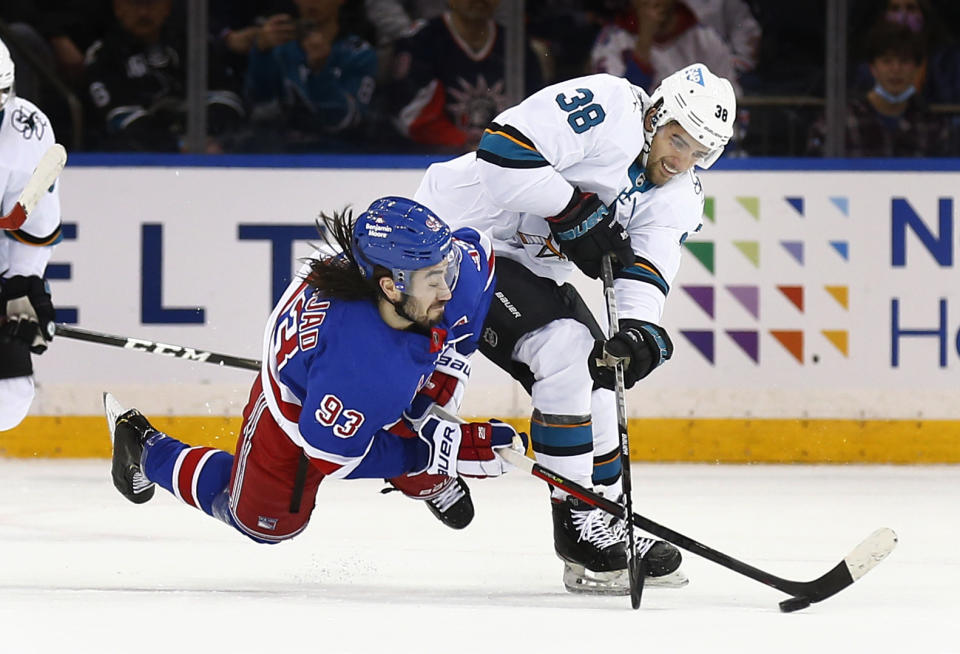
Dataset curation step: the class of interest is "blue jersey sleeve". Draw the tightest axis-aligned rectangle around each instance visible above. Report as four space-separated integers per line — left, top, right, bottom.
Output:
447 227 496 357
341 424 431 479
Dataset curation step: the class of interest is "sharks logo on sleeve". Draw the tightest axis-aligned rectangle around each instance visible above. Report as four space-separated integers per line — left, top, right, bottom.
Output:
12 107 47 141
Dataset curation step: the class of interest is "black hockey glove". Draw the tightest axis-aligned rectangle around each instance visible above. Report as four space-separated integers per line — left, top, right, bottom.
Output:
589 319 673 390
0 275 56 354
546 189 635 279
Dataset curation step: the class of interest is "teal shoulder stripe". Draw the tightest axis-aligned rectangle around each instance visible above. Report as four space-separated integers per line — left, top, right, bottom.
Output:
477 131 548 167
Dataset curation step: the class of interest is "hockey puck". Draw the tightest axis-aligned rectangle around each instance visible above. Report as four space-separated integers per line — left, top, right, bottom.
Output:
779 596 812 613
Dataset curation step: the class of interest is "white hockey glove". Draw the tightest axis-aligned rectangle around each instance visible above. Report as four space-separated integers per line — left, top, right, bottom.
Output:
416 415 528 478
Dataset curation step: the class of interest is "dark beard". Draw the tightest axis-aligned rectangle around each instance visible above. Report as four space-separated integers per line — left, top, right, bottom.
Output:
394 296 442 331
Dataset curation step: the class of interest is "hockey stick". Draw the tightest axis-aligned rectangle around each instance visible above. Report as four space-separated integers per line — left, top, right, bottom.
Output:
599 254 645 609
54 324 261 371
57 323 898 611
429 403 896 611
0 144 67 230
494 441 897 612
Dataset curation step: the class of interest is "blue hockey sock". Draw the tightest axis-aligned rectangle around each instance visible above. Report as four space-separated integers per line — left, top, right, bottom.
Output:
141 433 234 517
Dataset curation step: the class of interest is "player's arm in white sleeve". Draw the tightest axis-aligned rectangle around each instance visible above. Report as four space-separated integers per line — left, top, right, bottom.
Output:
614 181 705 324
588 176 704 389
474 74 638 217
1 104 62 354
2 115 63 277
589 223 684 391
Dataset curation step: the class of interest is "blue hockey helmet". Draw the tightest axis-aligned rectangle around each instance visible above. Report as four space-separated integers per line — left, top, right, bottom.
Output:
352 196 459 293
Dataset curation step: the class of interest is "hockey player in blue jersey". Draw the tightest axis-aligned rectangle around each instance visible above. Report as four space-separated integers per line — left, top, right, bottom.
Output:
104 196 524 543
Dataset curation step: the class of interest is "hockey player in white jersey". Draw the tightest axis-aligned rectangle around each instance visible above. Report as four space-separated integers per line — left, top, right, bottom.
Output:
0 37 62 431
415 63 736 594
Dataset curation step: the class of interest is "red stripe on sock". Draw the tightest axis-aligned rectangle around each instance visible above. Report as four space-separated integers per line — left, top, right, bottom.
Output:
177 447 213 508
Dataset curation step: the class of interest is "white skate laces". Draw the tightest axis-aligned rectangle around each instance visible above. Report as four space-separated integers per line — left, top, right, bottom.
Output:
131 470 153 494
608 511 658 558
429 478 467 513
571 506 621 550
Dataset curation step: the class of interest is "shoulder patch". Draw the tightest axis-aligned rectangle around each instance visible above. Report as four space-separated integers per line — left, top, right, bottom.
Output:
11 105 47 142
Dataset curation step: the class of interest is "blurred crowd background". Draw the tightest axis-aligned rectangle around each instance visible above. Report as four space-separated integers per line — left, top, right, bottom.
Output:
2 0 958 157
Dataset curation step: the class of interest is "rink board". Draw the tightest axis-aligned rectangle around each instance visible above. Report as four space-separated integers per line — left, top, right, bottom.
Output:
6 156 960 461
5 415 960 463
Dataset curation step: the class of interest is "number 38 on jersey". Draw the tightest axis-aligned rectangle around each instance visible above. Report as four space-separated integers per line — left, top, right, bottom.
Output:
555 88 606 134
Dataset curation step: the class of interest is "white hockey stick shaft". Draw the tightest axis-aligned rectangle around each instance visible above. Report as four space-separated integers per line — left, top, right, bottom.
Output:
0 143 68 230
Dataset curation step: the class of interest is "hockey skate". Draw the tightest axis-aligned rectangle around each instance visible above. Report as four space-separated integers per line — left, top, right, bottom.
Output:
103 392 156 504
552 495 631 595
385 474 475 529
608 507 688 589
425 477 474 530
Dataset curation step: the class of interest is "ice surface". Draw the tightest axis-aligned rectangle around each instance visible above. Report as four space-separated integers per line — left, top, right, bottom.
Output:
0 460 956 653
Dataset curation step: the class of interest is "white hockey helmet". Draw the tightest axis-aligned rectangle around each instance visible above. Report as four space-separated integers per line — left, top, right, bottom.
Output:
646 63 736 169
0 37 14 112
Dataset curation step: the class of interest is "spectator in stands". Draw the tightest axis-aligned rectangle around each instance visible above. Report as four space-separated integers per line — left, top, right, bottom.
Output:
852 0 960 104
806 21 950 157
387 0 544 153
245 0 378 151
84 0 245 152
364 0 416 45
590 0 739 95
212 2 293 58
683 0 761 77
210 1 293 83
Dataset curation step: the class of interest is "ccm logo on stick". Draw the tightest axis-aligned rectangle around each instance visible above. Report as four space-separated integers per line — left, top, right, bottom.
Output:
123 338 211 362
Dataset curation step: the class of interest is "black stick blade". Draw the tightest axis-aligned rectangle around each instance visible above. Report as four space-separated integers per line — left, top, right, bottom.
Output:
629 554 647 609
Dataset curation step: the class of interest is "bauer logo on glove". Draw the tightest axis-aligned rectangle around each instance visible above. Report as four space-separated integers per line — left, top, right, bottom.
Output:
546 188 635 279
417 414 528 478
